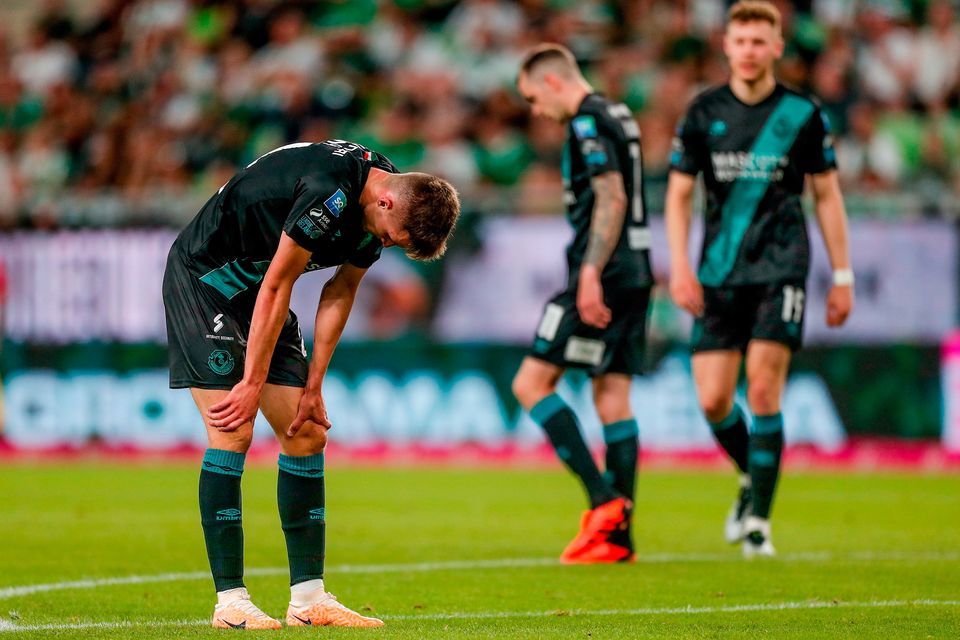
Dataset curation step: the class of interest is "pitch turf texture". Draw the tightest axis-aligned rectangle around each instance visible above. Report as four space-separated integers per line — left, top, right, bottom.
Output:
1 464 958 638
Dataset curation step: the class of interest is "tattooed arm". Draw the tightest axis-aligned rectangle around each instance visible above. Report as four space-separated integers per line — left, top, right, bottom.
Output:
578 171 627 328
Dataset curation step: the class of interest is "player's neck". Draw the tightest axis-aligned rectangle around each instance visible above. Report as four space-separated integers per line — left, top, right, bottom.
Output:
728 72 777 105
563 82 593 121
360 168 390 208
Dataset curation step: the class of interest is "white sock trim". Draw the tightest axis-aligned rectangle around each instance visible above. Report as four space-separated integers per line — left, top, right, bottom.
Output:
290 579 325 607
216 587 250 606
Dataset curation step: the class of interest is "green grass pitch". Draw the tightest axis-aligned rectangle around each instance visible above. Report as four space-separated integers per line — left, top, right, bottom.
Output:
1 463 958 638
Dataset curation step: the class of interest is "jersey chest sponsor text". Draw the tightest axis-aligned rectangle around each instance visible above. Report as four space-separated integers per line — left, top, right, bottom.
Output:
710 151 788 183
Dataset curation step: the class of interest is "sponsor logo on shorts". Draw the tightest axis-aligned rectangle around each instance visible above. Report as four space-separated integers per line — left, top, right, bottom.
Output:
208 349 236 375
564 337 605 366
537 304 564 342
213 313 224 333
216 508 241 521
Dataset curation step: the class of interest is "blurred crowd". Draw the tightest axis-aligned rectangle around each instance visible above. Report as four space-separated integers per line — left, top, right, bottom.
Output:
0 0 959 229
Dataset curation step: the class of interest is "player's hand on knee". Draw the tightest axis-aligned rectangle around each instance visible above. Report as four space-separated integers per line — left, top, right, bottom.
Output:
826 284 853 327
287 392 332 437
208 380 262 431
670 268 704 317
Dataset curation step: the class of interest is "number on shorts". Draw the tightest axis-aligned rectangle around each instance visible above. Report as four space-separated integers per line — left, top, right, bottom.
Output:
781 285 805 323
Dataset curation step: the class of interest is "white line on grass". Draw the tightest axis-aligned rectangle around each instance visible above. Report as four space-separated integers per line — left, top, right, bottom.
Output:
2 551 957 602
1 600 958 633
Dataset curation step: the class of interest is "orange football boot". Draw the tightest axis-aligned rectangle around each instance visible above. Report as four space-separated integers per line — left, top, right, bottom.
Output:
559 497 632 563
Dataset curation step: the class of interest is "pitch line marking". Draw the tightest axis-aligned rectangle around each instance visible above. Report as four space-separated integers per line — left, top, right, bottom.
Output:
1 551 957 602
1 600 959 633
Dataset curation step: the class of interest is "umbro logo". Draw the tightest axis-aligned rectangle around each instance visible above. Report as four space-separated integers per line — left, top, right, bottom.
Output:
219 618 247 629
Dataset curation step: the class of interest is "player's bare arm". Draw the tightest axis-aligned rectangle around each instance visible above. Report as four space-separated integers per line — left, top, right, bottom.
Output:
287 262 367 437
810 170 853 327
579 170 627 329
665 171 704 316
208 233 312 431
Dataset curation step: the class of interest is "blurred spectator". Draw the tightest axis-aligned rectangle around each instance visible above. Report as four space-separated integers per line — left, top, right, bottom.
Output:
0 0 955 229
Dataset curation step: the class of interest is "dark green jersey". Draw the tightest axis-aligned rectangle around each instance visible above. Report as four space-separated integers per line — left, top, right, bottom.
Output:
562 93 653 290
171 140 397 304
670 83 836 286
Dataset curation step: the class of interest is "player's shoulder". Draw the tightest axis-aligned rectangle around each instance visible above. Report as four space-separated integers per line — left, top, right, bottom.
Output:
686 84 730 112
776 82 823 110
573 93 634 139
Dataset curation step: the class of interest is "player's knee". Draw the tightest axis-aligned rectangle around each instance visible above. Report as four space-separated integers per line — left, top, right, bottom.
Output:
285 423 327 456
594 393 630 425
700 394 734 424
512 371 554 409
747 378 781 415
210 429 254 454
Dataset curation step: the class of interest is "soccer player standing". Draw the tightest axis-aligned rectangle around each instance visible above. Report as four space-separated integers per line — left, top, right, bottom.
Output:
513 44 653 563
163 140 459 628
666 1 853 557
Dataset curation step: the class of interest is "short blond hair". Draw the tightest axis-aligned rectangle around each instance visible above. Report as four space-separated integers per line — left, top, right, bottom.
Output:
518 43 580 81
727 1 782 33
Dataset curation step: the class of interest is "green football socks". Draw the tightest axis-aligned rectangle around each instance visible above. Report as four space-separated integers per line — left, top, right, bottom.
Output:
749 413 784 519
199 448 246 592
709 405 750 474
530 394 618 508
278 453 326 586
602 419 639 501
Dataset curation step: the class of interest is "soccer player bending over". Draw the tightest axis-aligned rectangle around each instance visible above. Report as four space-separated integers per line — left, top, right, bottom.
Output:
162 140 459 628
666 1 853 557
513 44 654 563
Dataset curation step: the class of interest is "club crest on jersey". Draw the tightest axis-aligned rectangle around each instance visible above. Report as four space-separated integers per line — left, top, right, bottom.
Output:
572 115 597 139
324 189 347 217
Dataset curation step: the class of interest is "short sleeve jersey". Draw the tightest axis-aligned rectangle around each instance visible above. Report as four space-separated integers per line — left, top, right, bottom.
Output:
562 93 653 290
670 83 836 286
171 140 398 304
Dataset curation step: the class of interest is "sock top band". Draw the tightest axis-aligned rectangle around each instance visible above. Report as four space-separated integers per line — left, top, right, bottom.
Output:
529 393 568 425
202 448 246 476
709 405 744 431
602 419 639 444
279 452 325 478
752 412 784 435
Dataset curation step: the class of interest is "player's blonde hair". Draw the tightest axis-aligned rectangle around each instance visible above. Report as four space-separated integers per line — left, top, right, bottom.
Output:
518 43 582 82
727 1 782 34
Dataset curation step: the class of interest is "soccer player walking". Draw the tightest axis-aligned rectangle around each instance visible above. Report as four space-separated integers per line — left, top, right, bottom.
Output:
163 139 459 628
666 1 853 557
513 44 653 563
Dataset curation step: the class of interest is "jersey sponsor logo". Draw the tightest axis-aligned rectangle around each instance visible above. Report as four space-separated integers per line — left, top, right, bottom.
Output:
297 215 324 239
710 151 788 183
324 189 347 217
564 337 605 367
572 115 598 139
580 139 608 166
709 120 728 137
208 349 236 375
